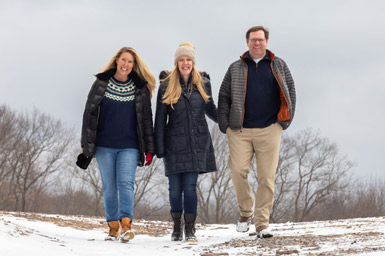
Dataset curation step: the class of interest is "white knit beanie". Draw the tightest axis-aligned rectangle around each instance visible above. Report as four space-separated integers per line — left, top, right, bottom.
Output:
174 41 196 65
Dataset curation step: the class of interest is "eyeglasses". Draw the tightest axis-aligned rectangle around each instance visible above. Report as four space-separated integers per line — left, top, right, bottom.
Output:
249 38 266 43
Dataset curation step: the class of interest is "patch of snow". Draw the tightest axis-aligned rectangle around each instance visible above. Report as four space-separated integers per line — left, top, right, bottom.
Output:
1 212 384 256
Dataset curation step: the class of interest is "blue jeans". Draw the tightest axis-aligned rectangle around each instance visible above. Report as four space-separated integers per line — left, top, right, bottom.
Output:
168 172 199 214
95 146 139 222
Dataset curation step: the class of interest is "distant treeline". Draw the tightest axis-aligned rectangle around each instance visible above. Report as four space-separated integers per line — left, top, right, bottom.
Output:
1 104 384 223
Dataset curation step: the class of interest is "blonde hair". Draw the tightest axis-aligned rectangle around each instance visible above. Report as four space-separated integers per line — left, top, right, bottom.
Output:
101 47 156 99
162 42 210 108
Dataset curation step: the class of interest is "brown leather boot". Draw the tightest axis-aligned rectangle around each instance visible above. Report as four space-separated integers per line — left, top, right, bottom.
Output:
120 217 135 243
105 221 120 241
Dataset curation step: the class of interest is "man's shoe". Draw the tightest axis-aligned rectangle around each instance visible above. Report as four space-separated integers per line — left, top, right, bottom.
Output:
236 216 251 232
256 228 273 238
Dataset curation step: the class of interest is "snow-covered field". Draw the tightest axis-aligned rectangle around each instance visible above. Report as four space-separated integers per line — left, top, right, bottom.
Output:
1 211 384 256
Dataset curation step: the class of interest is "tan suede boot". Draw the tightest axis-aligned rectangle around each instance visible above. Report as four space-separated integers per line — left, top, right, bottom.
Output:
105 221 120 241
120 217 135 243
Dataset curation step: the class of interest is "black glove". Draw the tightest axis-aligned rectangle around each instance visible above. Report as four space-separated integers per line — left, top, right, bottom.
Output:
76 153 92 169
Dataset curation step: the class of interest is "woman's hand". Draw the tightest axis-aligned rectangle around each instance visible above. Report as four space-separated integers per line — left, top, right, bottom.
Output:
145 153 153 166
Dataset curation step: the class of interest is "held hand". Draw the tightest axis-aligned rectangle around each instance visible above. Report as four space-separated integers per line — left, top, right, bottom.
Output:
145 153 152 166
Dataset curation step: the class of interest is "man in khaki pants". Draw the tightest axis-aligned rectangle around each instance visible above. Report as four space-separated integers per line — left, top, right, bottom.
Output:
218 26 296 238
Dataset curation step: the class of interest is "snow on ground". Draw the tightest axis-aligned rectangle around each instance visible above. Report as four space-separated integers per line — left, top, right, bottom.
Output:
1 211 385 256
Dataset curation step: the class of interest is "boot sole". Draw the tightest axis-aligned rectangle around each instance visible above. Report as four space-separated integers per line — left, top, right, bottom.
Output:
256 233 273 239
120 231 135 243
171 233 183 241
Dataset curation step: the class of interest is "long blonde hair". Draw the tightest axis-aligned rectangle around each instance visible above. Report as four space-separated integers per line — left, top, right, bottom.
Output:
101 47 156 99
162 66 210 109
162 42 210 109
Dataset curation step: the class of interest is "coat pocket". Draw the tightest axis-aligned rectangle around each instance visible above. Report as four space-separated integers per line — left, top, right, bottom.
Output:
196 125 210 151
166 126 188 152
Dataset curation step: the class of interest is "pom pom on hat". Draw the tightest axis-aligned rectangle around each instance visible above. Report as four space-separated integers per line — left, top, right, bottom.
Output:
174 41 196 65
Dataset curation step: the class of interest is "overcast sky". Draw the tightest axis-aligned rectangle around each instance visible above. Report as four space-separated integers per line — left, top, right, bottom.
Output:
1 0 384 179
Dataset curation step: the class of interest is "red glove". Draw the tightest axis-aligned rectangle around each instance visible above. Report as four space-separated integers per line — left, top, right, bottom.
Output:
145 153 152 166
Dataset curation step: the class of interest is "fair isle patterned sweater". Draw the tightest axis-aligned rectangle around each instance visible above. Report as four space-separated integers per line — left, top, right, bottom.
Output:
95 76 139 149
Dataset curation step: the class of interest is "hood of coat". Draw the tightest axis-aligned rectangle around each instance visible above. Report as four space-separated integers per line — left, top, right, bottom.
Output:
95 68 147 89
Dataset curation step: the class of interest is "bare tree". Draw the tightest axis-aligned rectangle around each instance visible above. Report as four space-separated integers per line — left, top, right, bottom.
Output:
0 106 74 212
64 141 104 216
134 157 168 219
348 178 385 218
0 105 20 209
62 140 168 219
306 176 385 221
268 134 298 223
0 105 18 182
271 128 355 222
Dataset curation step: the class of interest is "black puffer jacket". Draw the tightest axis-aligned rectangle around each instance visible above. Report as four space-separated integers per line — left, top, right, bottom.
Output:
81 68 155 166
155 76 217 176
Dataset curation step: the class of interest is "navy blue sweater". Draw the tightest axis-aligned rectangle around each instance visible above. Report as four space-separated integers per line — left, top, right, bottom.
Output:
243 52 281 128
96 77 138 149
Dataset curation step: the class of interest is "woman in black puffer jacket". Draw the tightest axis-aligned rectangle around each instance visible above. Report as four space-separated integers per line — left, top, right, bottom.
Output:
77 46 155 243
155 42 217 242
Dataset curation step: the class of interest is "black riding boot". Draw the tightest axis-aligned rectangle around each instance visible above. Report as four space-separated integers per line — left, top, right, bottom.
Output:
184 213 197 242
170 211 183 241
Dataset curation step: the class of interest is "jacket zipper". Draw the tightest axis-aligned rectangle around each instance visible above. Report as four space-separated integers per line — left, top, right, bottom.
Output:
183 86 197 170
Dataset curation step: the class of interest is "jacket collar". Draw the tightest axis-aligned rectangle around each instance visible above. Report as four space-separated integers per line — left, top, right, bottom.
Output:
240 49 275 62
95 68 147 89
179 74 192 86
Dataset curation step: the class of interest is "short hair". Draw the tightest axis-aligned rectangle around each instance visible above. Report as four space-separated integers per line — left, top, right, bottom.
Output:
246 26 269 41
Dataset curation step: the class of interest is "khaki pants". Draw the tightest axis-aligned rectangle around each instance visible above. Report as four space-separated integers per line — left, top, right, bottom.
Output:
227 123 282 230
